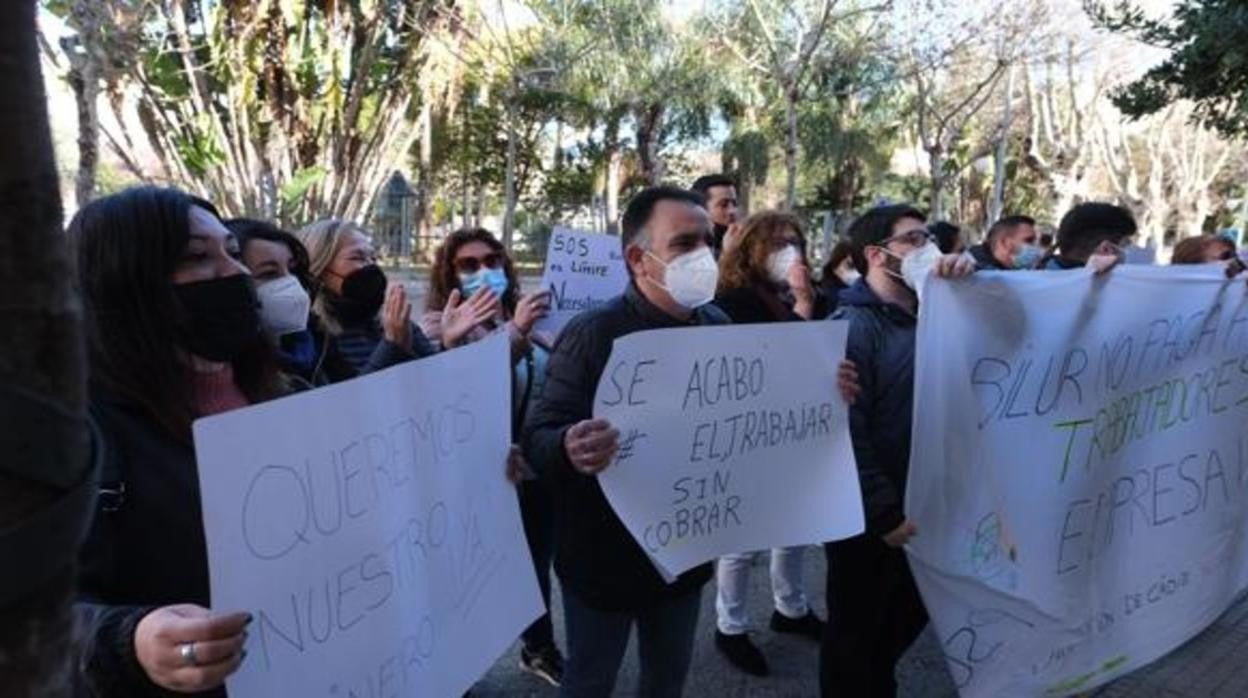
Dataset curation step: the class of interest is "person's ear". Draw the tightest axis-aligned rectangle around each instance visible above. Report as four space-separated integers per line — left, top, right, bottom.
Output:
863 245 884 269
625 244 647 277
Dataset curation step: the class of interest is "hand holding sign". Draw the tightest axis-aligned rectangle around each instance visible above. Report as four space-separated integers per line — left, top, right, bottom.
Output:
135 604 251 693
513 291 551 336
882 519 917 548
564 418 620 474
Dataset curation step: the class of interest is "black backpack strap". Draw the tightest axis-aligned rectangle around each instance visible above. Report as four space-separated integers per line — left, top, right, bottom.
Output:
87 405 126 513
513 350 536 438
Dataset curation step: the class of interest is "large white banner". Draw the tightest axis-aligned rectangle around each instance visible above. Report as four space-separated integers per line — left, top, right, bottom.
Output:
193 334 543 698
907 265 1248 697
532 227 629 345
593 322 864 577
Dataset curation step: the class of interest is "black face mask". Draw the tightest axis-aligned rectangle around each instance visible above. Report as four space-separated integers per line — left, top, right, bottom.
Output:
173 274 262 362
326 264 387 325
712 223 730 251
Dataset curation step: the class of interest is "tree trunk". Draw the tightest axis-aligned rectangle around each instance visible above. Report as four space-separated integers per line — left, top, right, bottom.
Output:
502 108 517 250
635 103 664 186
553 118 564 170
988 66 1016 225
784 87 799 211
415 99 433 256
67 47 98 208
929 148 948 221
604 118 621 235
0 1 89 695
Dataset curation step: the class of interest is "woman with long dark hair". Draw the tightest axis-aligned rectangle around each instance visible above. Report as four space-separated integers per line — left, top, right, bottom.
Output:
422 228 564 685
226 218 359 384
710 211 825 677
72 187 288 696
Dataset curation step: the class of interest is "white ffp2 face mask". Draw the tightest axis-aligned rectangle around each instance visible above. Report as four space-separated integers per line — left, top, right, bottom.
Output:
900 242 942 294
766 245 801 284
256 275 311 336
646 247 719 310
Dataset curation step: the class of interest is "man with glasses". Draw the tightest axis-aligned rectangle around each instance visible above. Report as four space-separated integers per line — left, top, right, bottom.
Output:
820 204 974 697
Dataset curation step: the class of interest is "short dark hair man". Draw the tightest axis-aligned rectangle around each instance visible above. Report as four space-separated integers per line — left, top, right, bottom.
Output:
969 215 1040 270
1045 202 1137 271
929 220 962 254
524 185 729 696
820 204 974 697
691 174 739 255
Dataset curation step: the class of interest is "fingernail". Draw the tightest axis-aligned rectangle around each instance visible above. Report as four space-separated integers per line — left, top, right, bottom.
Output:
245 613 255 625
241 649 249 661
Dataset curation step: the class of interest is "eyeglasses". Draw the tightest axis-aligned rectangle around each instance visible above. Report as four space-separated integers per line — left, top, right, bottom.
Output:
880 228 932 248
453 252 503 275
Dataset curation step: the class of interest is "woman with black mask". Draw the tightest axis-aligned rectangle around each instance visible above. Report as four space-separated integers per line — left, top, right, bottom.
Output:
71 187 289 696
226 218 360 384
298 220 497 370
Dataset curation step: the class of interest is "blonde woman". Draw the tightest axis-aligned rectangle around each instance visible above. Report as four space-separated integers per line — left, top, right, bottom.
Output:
297 219 496 371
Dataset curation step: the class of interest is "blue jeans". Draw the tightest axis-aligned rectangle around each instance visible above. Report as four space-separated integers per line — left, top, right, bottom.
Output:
560 587 702 698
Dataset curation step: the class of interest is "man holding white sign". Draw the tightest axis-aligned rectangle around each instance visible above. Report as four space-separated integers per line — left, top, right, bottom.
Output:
524 187 732 697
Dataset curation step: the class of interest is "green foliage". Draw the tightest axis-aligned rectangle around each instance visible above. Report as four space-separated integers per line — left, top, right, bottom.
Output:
1089 0 1248 137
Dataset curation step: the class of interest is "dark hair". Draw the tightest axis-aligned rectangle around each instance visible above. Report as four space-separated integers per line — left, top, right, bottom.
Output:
987 215 1037 244
691 174 736 198
821 240 855 281
1057 203 1137 261
70 186 281 439
225 218 312 288
717 211 807 292
427 227 520 314
1171 234 1236 265
846 204 927 273
621 185 707 250
929 221 961 254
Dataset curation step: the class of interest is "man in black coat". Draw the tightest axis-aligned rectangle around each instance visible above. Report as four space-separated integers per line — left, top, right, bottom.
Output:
524 186 729 697
821 204 975 697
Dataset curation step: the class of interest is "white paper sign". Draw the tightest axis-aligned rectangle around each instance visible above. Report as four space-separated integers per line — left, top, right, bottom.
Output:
193 334 543 698
592 322 864 577
907 265 1248 697
532 227 629 344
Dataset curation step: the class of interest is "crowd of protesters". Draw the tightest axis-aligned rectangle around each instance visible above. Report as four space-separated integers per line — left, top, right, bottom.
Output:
67 173 1246 698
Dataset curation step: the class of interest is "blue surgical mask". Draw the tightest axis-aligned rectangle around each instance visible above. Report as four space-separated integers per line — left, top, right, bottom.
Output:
459 267 509 297
1011 244 1044 270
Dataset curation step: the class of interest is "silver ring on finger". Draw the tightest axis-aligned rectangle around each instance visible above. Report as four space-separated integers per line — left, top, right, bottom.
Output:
179 642 199 667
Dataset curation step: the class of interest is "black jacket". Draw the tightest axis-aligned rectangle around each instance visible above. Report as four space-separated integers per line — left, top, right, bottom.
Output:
75 394 221 698
523 283 730 611
714 284 804 324
969 243 1007 271
831 279 917 538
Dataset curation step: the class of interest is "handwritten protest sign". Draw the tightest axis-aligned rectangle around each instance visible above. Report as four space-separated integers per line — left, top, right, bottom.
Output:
532 227 629 345
193 334 542 698
593 322 864 577
906 265 1248 697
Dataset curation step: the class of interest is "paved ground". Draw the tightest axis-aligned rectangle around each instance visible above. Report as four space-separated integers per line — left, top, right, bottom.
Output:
468 551 1248 697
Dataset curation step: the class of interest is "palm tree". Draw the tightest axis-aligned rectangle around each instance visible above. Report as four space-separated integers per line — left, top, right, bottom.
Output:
0 1 90 696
